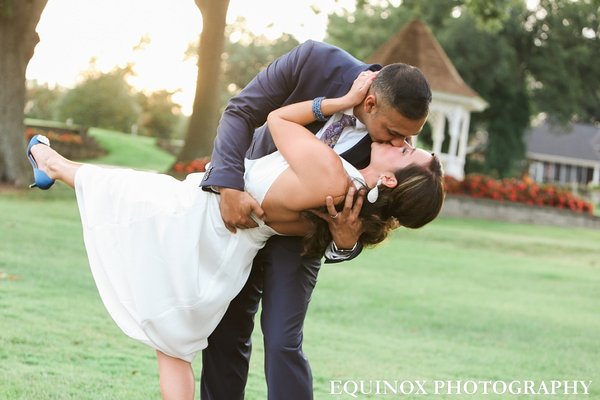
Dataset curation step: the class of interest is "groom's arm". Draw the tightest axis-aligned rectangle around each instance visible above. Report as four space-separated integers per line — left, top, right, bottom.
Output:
202 40 372 257
201 40 320 192
199 41 323 233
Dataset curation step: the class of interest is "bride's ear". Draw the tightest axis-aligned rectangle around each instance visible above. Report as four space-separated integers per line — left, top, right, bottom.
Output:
379 173 397 188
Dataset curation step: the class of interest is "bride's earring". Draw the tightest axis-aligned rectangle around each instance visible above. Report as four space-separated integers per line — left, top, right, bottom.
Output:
367 178 382 203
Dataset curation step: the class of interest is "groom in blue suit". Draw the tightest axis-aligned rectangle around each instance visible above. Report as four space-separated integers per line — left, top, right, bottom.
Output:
200 40 431 399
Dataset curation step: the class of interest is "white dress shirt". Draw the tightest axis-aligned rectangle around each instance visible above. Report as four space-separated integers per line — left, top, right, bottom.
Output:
315 109 368 153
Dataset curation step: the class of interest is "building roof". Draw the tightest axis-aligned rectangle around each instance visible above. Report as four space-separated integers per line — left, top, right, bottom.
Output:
525 121 600 163
367 19 482 99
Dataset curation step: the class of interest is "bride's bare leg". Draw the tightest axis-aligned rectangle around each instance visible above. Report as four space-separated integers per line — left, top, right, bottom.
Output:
30 144 81 188
156 350 195 400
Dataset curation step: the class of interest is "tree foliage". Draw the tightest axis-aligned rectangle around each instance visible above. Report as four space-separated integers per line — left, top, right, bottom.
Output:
440 4 531 177
55 67 140 133
327 1 414 60
25 81 64 120
137 90 183 139
220 18 299 101
525 0 600 123
46 66 181 138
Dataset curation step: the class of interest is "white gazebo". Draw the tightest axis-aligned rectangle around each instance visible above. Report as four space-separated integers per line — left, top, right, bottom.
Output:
368 20 488 179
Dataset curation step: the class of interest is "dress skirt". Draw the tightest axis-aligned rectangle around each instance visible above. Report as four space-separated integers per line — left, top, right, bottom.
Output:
74 165 275 362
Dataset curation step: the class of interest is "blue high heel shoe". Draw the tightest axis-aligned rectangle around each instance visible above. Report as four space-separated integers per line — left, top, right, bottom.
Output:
27 135 55 190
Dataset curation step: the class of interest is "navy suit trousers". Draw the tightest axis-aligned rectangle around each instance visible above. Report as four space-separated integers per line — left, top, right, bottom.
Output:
201 235 321 399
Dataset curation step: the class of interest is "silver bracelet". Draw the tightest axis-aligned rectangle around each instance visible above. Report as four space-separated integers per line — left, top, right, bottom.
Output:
312 97 328 122
332 241 358 254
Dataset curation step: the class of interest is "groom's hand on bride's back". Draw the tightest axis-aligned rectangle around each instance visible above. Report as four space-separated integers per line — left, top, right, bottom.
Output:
218 188 265 233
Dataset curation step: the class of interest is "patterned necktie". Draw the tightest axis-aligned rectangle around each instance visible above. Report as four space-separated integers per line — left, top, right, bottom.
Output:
321 114 356 148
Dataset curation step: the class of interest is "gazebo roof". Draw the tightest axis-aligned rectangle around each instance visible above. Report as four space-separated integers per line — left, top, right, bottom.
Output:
367 19 483 100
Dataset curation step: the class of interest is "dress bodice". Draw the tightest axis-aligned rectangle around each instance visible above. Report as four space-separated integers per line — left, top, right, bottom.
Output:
243 151 366 205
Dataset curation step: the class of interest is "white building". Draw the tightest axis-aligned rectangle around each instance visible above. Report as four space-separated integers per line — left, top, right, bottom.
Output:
526 121 600 186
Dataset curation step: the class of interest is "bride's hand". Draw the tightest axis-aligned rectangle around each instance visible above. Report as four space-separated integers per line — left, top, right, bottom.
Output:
342 71 378 107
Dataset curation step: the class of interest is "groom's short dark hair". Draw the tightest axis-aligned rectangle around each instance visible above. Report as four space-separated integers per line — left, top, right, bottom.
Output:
372 63 432 120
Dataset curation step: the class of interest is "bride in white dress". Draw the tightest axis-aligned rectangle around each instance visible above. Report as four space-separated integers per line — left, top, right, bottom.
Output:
27 73 444 399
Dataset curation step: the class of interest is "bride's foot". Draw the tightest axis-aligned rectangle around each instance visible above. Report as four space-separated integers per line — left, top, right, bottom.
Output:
27 135 82 189
27 135 56 190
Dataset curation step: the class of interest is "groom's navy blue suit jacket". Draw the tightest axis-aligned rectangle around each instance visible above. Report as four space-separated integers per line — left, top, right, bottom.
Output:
201 40 381 260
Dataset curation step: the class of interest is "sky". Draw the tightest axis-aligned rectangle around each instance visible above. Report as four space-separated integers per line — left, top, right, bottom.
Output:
26 0 356 114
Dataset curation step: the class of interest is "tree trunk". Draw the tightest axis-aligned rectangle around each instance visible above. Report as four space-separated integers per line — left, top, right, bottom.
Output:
0 0 48 187
176 0 230 163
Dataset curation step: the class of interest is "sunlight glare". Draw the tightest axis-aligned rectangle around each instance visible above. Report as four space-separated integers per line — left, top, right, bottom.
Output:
27 0 356 115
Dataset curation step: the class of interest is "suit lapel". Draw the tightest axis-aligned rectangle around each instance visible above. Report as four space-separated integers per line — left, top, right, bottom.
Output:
339 135 372 169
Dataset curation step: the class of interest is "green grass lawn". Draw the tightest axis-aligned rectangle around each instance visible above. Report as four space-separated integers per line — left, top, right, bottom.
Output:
2 132 599 399
85 128 175 171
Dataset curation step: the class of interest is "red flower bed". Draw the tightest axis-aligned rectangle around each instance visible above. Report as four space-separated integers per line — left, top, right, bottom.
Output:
25 127 83 145
24 124 106 159
444 174 594 215
173 157 211 174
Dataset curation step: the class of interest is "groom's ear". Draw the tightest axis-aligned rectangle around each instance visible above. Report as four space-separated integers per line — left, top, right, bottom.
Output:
364 94 377 113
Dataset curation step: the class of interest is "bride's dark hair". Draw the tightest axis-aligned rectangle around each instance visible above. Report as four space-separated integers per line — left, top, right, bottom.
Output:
301 155 444 258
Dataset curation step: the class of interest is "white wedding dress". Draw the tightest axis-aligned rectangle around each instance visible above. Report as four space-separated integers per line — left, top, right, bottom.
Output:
74 151 364 362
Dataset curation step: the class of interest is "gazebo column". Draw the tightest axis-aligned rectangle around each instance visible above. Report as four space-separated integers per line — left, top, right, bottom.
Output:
593 165 600 185
429 111 445 155
457 110 471 161
428 100 481 180
443 109 465 179
447 111 461 158
453 110 471 180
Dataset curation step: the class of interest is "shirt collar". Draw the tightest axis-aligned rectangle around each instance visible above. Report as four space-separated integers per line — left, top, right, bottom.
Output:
342 108 365 130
